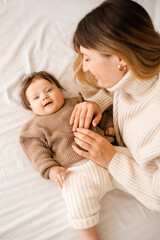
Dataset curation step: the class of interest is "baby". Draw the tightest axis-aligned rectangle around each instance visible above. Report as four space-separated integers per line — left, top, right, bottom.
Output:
19 71 115 240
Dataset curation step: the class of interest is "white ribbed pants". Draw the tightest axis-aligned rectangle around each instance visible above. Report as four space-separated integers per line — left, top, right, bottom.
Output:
62 159 114 230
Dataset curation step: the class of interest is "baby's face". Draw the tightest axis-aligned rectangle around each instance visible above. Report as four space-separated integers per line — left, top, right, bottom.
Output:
26 78 64 116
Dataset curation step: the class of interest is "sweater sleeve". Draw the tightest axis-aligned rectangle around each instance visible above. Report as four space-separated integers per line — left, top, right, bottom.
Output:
80 88 113 112
109 146 160 211
20 136 59 179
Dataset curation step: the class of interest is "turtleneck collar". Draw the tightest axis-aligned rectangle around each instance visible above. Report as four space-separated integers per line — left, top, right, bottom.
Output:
107 70 158 96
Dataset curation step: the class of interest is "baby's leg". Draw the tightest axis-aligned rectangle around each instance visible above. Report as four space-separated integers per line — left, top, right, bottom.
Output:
77 226 99 240
62 159 114 239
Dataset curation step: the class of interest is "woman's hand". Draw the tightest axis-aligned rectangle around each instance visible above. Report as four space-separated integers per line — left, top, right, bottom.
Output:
49 166 67 189
72 128 117 169
70 101 102 131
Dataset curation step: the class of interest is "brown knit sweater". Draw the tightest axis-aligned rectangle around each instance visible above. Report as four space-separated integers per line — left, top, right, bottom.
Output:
19 97 113 179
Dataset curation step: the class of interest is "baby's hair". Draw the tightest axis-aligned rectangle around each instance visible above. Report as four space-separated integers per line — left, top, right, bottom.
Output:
20 71 64 110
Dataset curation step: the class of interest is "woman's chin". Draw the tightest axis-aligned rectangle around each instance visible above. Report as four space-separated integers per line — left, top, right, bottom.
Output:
97 80 107 88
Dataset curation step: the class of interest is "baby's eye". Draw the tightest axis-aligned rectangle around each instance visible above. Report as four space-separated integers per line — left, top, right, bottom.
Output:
46 89 51 93
34 96 39 100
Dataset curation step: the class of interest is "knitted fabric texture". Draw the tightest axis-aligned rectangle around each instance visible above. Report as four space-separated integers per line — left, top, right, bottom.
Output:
82 71 160 211
20 97 113 179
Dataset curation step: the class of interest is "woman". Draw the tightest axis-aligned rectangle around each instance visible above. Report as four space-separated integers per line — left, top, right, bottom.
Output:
70 0 160 237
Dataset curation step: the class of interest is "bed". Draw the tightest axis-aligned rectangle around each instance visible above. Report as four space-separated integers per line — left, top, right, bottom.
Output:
0 0 160 239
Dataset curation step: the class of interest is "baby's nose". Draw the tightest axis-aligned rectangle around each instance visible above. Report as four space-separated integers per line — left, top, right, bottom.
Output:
42 94 48 100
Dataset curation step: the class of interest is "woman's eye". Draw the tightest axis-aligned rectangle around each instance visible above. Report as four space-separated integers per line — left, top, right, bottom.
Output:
84 58 89 62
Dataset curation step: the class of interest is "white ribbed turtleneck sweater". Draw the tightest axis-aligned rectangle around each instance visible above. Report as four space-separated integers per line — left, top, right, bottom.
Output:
82 71 160 211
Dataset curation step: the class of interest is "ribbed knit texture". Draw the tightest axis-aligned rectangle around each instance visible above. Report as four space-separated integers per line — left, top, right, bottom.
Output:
19 97 113 179
83 71 160 211
81 88 113 112
62 159 114 230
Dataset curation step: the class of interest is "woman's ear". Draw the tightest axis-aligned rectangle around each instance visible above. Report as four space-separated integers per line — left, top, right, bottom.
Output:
115 56 128 72
29 104 32 110
117 56 127 68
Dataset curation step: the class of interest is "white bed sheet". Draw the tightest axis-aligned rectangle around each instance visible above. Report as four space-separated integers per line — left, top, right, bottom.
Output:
0 0 160 239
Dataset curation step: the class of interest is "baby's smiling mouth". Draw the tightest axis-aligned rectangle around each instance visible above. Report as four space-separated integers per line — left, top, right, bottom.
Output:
44 101 53 107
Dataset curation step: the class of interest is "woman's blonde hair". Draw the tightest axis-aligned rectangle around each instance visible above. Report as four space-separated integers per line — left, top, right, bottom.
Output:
73 0 160 86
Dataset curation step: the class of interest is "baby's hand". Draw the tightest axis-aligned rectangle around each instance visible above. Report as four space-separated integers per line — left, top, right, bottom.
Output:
105 127 115 137
49 166 67 189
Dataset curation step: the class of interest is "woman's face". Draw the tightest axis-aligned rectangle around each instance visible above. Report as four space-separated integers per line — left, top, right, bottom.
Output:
80 46 127 88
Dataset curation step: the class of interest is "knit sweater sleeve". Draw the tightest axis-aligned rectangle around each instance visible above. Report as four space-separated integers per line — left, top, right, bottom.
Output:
109 146 160 210
80 88 113 112
20 132 59 180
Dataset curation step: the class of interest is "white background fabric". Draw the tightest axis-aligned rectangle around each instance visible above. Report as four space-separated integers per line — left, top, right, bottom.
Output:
0 0 160 239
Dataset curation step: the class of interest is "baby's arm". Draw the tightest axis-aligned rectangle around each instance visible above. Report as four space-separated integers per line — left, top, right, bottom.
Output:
49 166 67 189
20 134 61 179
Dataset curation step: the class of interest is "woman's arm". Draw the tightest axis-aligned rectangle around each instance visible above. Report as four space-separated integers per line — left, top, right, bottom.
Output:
109 148 160 211
72 128 160 211
81 88 113 112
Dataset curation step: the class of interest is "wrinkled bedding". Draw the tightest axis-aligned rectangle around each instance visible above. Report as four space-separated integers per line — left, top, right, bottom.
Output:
0 0 160 239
